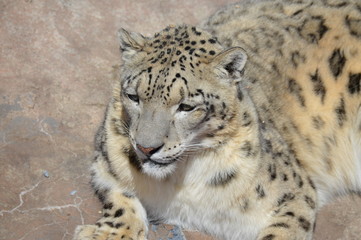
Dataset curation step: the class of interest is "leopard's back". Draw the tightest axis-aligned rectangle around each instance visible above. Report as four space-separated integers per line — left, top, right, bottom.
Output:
204 0 361 204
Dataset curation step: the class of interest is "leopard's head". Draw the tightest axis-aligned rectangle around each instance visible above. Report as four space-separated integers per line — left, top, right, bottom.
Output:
117 25 247 178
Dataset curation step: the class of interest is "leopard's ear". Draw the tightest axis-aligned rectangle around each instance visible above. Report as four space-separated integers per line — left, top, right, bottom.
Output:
211 47 247 81
118 28 147 62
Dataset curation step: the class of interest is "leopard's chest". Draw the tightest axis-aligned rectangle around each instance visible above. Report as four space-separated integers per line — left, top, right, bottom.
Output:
133 154 270 240
164 188 268 240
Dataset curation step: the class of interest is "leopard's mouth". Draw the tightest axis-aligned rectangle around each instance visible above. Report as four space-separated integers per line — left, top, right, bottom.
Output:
143 157 178 167
140 157 179 179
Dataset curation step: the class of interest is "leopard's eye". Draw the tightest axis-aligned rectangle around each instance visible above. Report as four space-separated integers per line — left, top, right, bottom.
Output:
127 94 139 103
178 103 195 112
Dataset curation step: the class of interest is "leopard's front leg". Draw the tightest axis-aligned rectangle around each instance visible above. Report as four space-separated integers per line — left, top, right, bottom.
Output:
74 135 148 240
74 189 147 240
257 191 317 240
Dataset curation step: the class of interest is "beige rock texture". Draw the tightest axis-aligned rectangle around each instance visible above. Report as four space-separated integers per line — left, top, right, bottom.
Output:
0 0 360 239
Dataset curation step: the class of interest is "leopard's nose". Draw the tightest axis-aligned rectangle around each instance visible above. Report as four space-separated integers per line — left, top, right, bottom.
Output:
136 144 163 157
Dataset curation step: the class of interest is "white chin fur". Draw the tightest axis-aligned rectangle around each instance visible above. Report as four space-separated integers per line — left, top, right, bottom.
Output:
142 161 177 179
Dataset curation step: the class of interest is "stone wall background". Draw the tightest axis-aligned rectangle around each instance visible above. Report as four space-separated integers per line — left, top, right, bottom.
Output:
1 1 360 239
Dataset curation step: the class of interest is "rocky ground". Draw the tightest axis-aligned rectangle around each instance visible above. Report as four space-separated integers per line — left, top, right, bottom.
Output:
1 0 361 239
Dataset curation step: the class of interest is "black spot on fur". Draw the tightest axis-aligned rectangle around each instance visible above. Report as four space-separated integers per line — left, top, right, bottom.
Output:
283 174 288 182
293 158 302 167
209 104 215 113
209 169 237 187
114 208 124 217
335 97 347 127
115 222 125 229
291 51 306 67
324 1 349 7
269 222 290 228
237 88 243 101
348 73 361 94
104 202 113 210
268 163 277 181
329 49 346 78
160 57 168 64
292 9 303 16
93 186 109 204
191 27 202 36
312 116 325 129
345 15 361 38
298 216 311 232
277 193 295 206
294 172 304 188
271 62 280 75
188 48 196 55
310 70 326 103
199 48 207 53
288 78 306 107
256 184 266 198
299 16 329 43
241 111 252 127
284 211 295 217
305 195 316 209
105 221 114 228
264 139 273 153
127 148 142 171
241 141 253 157
261 234 275 240
208 38 217 44
308 177 316 190
95 125 110 159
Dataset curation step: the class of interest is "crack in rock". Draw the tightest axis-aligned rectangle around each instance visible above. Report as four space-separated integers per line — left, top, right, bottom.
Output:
0 180 85 225
0 180 44 216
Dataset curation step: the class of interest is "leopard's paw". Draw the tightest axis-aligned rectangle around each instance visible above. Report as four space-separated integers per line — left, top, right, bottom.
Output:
73 222 147 240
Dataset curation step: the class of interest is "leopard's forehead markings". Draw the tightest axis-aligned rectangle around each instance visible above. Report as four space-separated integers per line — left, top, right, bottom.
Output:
135 25 224 105
146 25 221 64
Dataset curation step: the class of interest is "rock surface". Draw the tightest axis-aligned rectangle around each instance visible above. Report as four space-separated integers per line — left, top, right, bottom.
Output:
1 1 360 239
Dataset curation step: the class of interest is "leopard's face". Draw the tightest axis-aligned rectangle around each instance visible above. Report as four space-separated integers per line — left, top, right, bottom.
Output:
118 26 247 178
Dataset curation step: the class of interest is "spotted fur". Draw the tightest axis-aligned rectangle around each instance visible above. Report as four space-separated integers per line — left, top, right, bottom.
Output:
74 0 361 239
